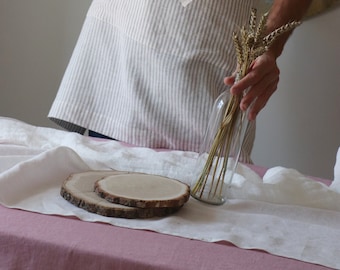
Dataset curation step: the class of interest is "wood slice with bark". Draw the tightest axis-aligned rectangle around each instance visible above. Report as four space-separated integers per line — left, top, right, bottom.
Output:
61 171 184 219
94 173 190 208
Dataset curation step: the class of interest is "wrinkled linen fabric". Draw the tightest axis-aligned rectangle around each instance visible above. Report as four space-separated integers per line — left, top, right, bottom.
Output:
0 117 340 269
330 147 340 193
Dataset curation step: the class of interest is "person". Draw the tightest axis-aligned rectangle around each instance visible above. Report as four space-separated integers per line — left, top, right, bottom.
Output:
48 0 312 163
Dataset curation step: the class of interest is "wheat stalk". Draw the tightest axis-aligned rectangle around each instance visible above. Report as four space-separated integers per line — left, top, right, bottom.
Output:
191 8 301 204
263 21 301 47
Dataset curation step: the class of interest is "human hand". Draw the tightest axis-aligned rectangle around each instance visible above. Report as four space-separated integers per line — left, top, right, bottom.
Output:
224 51 280 121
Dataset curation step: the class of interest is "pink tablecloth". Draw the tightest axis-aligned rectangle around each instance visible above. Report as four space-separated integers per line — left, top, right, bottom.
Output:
0 165 333 270
1 117 339 269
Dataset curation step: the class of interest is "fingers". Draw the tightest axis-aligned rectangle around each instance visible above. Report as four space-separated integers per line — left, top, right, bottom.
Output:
224 52 280 120
247 80 278 120
224 75 236 86
240 68 279 110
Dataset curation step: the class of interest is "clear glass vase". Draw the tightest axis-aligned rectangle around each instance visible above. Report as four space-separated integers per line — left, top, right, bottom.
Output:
190 89 249 205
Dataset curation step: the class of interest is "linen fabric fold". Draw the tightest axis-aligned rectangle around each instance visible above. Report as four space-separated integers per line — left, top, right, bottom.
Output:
330 147 340 193
0 117 340 269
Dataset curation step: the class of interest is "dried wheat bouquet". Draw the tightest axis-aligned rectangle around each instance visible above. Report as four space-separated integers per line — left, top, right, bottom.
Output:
191 8 301 204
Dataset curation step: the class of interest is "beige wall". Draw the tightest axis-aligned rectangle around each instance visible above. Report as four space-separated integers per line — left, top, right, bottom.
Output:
252 6 340 179
0 1 339 178
0 0 92 128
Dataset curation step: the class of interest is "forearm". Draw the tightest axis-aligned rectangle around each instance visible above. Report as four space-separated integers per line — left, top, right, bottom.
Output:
265 0 312 58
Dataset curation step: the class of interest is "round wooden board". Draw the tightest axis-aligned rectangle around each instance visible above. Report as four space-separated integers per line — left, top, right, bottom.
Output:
94 173 190 208
61 171 183 219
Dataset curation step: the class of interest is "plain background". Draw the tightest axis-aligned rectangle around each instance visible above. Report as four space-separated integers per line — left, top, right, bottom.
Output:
1 0 339 179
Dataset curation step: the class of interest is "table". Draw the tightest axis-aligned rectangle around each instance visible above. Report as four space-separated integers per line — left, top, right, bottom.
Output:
0 165 333 270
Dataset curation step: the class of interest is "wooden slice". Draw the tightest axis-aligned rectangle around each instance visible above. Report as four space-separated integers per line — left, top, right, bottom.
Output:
60 171 183 219
94 173 190 208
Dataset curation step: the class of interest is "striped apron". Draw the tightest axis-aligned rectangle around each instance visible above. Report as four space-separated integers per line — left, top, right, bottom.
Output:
49 0 257 162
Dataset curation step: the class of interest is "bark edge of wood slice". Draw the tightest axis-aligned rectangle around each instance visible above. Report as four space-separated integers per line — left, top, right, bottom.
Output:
61 170 183 219
95 173 190 208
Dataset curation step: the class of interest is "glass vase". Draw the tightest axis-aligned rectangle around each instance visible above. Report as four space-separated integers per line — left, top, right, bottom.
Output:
190 89 249 205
